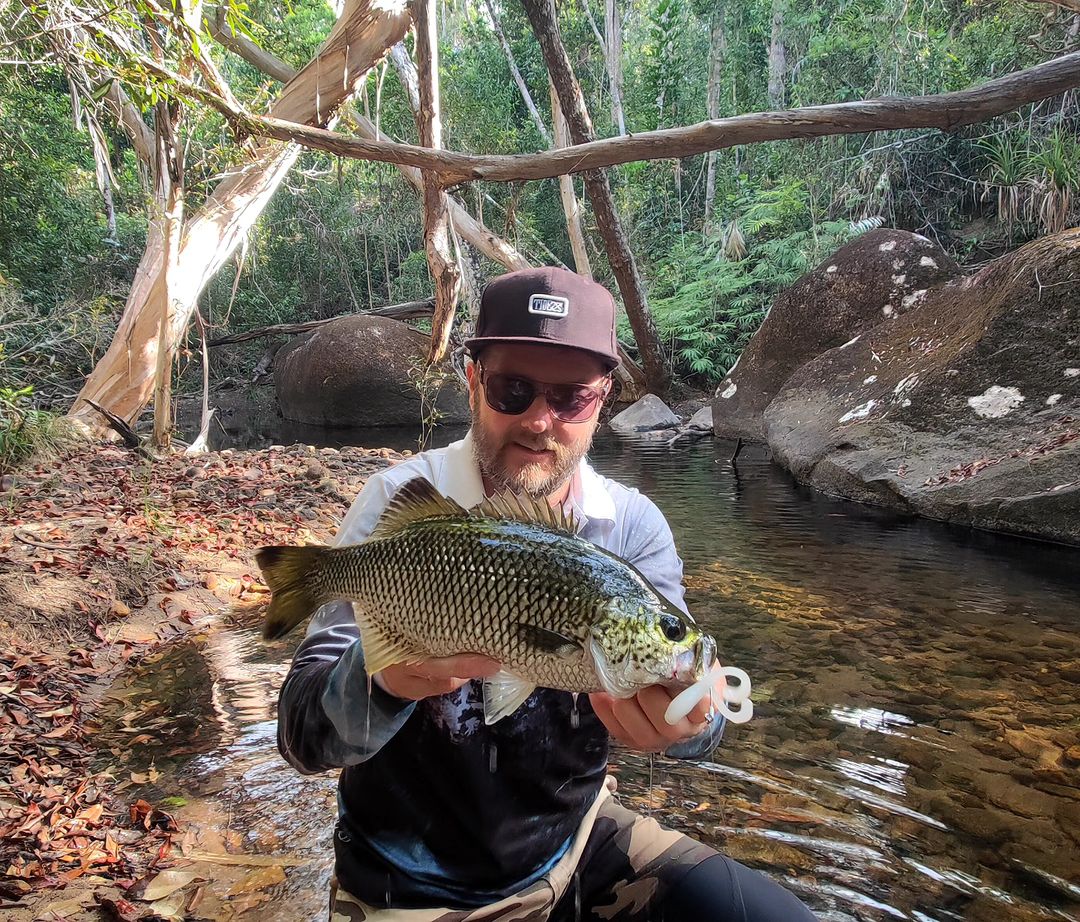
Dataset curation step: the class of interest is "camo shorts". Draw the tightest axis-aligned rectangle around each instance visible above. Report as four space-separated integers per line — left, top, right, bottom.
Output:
327 777 716 922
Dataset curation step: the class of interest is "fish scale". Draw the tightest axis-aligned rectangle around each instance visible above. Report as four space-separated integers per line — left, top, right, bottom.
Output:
256 476 714 724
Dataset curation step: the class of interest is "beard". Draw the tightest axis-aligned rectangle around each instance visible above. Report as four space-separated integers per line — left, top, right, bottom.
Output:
470 392 595 499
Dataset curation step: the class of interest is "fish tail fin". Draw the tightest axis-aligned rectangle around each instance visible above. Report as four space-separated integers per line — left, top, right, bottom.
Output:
256 545 328 640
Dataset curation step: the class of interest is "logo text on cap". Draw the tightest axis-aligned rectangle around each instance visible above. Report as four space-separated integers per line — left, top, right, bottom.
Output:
527 294 569 318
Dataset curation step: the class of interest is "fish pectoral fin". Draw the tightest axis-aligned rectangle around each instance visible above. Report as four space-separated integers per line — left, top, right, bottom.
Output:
356 612 424 675
514 624 583 659
482 671 537 725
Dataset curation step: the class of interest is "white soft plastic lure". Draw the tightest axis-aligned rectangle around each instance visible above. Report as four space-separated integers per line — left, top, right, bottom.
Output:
664 663 753 726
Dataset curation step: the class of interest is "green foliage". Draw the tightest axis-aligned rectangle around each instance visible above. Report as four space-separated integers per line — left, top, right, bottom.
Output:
0 68 144 308
633 183 858 381
0 385 78 472
2 0 1077 410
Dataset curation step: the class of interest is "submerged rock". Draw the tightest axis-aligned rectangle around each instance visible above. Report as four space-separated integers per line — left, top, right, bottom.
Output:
763 229 1080 545
274 315 470 427
712 229 961 441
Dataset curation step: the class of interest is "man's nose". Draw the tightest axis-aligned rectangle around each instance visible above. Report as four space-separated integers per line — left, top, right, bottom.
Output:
520 395 555 432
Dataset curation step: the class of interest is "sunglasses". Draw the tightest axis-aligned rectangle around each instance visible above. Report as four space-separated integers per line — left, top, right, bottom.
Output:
478 366 610 423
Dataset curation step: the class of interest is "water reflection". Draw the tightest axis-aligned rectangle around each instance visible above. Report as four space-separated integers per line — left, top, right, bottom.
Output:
95 433 1080 921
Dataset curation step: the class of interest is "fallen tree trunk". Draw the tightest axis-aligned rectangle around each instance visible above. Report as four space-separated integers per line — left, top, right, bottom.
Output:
206 299 438 346
160 49 1080 185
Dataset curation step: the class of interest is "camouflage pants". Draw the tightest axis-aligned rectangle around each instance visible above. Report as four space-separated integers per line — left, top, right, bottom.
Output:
327 777 715 922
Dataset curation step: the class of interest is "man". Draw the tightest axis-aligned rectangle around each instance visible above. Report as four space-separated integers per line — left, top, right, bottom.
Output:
277 267 817 920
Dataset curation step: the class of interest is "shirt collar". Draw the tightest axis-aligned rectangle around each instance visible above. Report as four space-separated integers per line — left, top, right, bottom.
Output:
441 430 616 532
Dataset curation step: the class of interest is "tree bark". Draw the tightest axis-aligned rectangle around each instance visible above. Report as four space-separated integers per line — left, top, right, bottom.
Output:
203 48 1080 185
151 101 184 450
550 77 592 276
414 0 461 365
522 0 670 394
1028 0 1080 11
206 7 295 82
604 0 625 135
483 0 551 145
704 1 726 228
582 0 626 135
68 0 413 436
767 0 787 110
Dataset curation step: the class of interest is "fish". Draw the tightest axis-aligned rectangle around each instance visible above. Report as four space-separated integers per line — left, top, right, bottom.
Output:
254 475 719 725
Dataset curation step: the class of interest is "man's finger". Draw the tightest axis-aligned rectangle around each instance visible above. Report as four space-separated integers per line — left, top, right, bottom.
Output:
611 696 666 748
590 694 634 746
637 685 702 741
412 655 501 680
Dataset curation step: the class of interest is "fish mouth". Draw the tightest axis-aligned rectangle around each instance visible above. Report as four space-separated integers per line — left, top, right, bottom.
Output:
674 635 716 684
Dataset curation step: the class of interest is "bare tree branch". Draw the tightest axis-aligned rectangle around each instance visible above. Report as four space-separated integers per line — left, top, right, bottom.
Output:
549 76 591 276
205 6 294 82
483 0 550 145
1028 0 1080 12
414 0 460 365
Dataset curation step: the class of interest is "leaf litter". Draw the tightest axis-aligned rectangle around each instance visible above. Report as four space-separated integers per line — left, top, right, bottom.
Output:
0 441 405 918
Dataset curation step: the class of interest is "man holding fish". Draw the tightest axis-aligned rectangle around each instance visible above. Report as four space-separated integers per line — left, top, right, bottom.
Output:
269 268 817 920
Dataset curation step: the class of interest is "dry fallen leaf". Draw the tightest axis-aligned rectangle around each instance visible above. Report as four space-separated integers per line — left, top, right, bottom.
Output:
226 864 286 896
132 867 203 901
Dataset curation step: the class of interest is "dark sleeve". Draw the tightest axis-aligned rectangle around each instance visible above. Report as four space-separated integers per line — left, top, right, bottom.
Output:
277 600 417 773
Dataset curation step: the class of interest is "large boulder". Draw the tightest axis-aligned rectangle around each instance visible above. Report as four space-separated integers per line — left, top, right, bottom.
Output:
275 314 470 427
764 229 1080 545
609 394 680 433
712 229 961 440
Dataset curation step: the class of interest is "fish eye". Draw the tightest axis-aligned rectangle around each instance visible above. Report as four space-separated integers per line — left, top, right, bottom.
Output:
660 614 686 642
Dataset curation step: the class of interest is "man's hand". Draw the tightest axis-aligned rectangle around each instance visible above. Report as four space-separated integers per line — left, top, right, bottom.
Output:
589 670 726 752
373 655 501 702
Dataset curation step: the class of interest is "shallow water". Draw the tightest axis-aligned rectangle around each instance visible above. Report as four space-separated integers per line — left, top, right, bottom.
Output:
96 433 1080 921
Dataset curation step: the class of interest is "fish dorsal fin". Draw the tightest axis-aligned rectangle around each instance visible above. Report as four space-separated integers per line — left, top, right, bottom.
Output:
472 489 579 535
368 476 467 541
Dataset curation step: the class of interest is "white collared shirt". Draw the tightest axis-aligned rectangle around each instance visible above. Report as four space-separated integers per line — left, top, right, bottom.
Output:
332 430 687 613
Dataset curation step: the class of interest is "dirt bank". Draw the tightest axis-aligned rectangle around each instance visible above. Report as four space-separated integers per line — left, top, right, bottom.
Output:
0 442 401 920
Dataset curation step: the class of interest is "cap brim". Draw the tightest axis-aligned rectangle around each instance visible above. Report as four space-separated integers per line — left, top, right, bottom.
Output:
464 335 620 370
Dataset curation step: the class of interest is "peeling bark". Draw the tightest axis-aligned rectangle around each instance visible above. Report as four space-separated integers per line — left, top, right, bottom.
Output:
414 0 461 365
68 0 413 436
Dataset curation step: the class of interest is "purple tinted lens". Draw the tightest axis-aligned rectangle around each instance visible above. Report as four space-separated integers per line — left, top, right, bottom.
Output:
484 374 601 422
485 374 536 415
546 384 601 421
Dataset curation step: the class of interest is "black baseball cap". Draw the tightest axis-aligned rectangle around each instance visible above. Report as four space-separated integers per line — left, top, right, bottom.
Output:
464 267 620 370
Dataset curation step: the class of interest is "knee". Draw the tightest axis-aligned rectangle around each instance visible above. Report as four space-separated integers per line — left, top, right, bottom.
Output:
660 854 818 921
